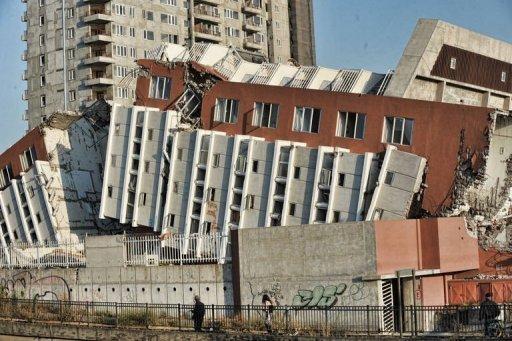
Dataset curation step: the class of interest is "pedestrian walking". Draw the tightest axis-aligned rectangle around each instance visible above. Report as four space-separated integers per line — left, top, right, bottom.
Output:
192 295 205 332
479 292 500 337
262 294 274 334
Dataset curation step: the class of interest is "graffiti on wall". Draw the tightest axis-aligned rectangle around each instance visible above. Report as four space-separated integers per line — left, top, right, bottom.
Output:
248 280 284 306
292 283 369 309
0 270 71 301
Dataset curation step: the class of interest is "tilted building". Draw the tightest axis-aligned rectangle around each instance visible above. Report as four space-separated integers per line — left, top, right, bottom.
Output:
21 0 316 129
99 105 426 240
386 19 512 111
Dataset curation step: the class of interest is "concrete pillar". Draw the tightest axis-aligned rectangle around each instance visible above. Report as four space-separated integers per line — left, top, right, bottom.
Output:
435 81 445 102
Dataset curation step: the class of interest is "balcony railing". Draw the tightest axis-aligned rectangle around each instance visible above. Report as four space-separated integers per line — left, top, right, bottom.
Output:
123 233 226 266
194 25 221 37
194 7 220 18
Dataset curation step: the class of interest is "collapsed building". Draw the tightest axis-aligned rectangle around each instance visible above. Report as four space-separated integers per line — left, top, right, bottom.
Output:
0 103 114 248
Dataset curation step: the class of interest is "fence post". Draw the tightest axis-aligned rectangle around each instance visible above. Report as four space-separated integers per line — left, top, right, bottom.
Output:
86 301 90 326
145 303 149 329
366 305 370 336
115 302 118 327
324 308 328 336
211 304 215 330
178 303 181 331
247 304 251 328
285 306 289 333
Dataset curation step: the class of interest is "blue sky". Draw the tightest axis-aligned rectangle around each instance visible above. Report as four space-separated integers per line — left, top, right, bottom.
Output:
0 0 511 151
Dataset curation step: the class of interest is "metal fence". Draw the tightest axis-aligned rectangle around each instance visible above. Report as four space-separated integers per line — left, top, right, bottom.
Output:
0 240 85 269
0 298 511 337
122 233 226 266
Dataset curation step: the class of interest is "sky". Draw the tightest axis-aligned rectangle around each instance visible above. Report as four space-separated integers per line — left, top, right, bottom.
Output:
0 0 511 151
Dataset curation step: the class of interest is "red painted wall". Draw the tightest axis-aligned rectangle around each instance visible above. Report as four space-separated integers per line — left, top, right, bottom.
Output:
375 218 479 275
448 279 512 304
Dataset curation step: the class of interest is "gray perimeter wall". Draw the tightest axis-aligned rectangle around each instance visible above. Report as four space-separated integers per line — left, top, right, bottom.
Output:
234 222 380 307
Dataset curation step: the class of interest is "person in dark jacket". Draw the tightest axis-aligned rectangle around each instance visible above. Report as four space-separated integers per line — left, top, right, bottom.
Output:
262 294 274 334
192 295 206 332
479 292 500 336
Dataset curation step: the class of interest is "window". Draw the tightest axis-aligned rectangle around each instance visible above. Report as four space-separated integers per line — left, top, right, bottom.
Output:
116 87 129 98
115 66 128 78
39 55 45 67
6 204 11 215
245 194 255 209
68 69 75 81
114 124 121 135
129 27 136 37
252 160 258 173
161 34 178 43
114 4 126 16
113 24 126 36
289 203 296 216
294 166 300 179
338 173 345 186
107 186 113 197
384 171 394 185
143 30 155 40
139 193 147 206
144 161 150 173
276 38 282 46
40 95 46 107
161 0 177 4
225 27 240 37
147 129 154 141
111 154 117 167
384 116 414 145
20 146 36 171
450 57 456 70
28 186 35 198
66 28 75 39
35 212 41 223
142 10 154 21
149 76 171 100
114 45 127 56
161 13 177 25
39 0 44 6
293 107 321 133
67 48 75 60
212 153 220 167
69 90 76 102
66 8 74 19
177 148 183 161
275 21 280 28
128 6 135 17
224 9 239 19
66 27 75 39
336 112 366 139
214 98 239 123
169 214 175 227
40 75 46 87
129 47 136 58
207 187 216 201
253 102 279 128
173 182 178 193
39 34 45 46
39 15 45 26
332 211 340 223
501 71 507 83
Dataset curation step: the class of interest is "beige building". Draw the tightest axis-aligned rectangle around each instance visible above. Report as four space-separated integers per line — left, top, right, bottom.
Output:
21 0 316 129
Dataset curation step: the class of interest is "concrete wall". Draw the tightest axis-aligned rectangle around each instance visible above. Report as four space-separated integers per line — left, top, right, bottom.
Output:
233 222 380 307
0 235 233 305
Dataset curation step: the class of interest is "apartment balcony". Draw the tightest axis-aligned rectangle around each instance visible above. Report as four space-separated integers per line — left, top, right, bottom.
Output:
83 73 114 87
244 36 264 50
83 30 112 45
194 25 222 42
83 52 114 65
22 90 28 101
21 11 27 22
242 2 263 15
21 70 28 81
21 51 27 61
21 30 27 41
243 18 263 32
194 7 221 23
83 9 113 24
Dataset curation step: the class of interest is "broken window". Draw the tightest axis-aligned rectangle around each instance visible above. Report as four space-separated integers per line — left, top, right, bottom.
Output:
336 112 366 139
501 71 507 83
294 166 300 179
107 186 113 198
40 95 46 107
214 98 239 124
293 106 321 133
332 211 341 223
169 214 175 227
139 192 147 206
27 186 35 198
212 153 220 168
35 212 42 224
147 129 154 141
338 173 346 187
245 194 255 210
252 160 258 173
149 76 171 100
253 102 279 128
384 116 414 146
144 161 150 173
450 57 456 70
207 187 216 201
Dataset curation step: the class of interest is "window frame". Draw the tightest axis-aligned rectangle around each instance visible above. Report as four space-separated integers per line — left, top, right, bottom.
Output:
292 106 321 133
214 98 239 124
253 102 279 128
383 116 414 146
149 76 171 100
336 111 366 139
